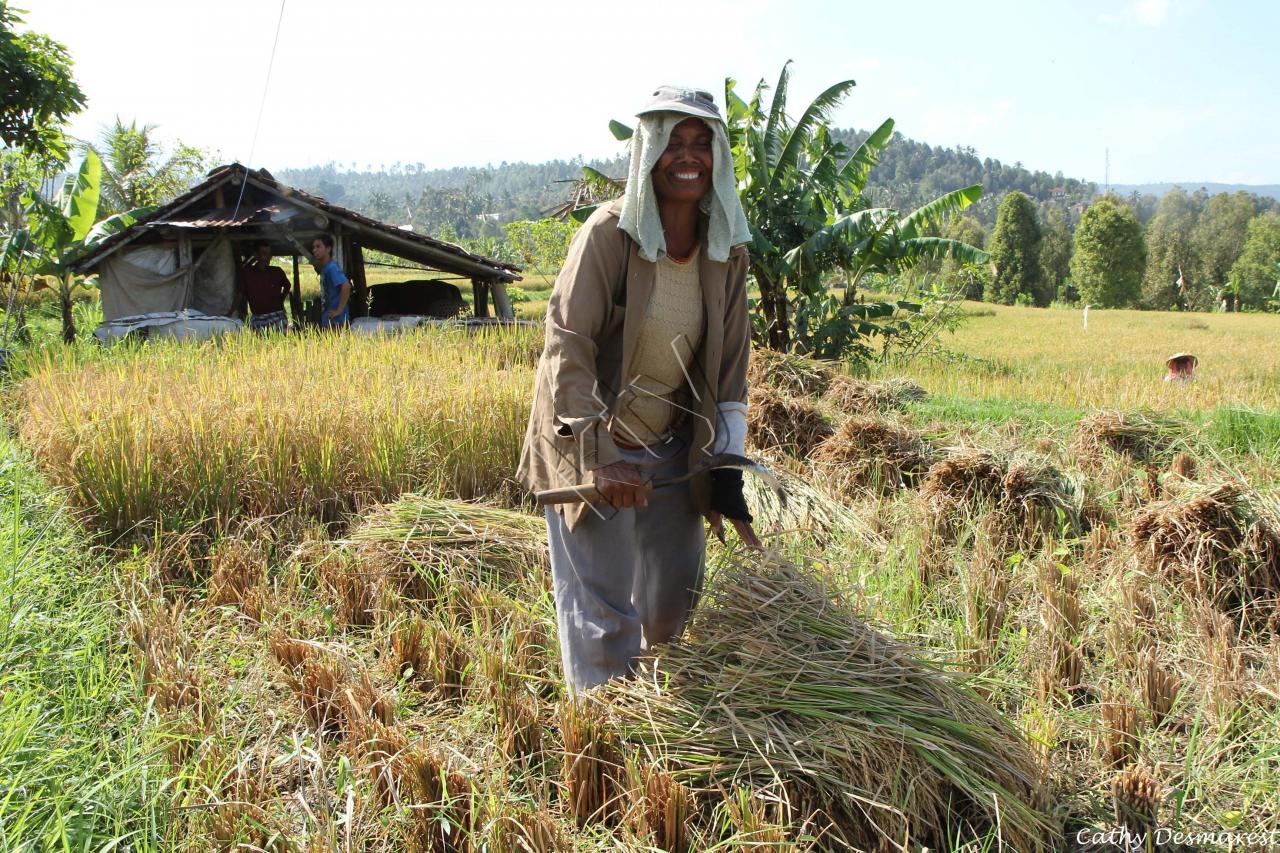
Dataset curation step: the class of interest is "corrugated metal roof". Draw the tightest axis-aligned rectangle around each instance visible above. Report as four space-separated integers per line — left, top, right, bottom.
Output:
70 164 522 281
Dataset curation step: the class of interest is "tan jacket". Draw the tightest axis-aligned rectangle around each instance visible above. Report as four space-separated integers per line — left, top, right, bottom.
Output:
516 199 751 531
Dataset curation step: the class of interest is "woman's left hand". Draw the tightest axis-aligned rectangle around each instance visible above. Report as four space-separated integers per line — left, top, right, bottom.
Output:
706 510 762 550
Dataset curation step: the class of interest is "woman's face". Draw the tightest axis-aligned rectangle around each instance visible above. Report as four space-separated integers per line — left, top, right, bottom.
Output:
651 117 714 204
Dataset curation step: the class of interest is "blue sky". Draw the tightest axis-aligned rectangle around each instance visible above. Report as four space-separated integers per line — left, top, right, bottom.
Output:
24 0 1280 184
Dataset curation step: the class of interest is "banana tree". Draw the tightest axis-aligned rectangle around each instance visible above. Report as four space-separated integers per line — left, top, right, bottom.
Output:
22 148 146 342
571 62 988 358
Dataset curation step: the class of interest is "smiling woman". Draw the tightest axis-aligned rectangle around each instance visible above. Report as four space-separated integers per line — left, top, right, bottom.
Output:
516 86 758 694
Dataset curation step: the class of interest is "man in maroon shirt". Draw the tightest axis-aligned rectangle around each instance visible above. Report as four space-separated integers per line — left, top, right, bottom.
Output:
238 243 291 332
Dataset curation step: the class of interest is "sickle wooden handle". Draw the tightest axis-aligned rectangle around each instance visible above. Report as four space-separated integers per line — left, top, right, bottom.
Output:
535 482 655 506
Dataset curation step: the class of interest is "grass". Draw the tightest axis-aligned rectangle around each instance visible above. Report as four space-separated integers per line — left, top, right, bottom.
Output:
5 300 1280 849
0 439 164 849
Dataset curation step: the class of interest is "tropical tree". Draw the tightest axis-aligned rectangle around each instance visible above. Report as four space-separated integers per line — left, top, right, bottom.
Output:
1191 191 1257 293
90 118 210 215
576 63 988 358
1228 212 1280 310
21 149 146 341
938 214 987 300
1070 197 1145 309
1039 208 1072 302
986 192 1044 305
1141 187 1203 310
0 3 85 159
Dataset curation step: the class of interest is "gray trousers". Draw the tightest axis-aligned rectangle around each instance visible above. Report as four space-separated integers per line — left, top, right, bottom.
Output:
545 439 706 694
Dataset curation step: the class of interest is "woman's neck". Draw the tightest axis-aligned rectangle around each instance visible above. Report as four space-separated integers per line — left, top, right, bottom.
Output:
659 198 701 260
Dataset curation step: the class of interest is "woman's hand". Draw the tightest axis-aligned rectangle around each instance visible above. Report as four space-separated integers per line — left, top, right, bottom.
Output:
592 461 648 509
706 510 762 550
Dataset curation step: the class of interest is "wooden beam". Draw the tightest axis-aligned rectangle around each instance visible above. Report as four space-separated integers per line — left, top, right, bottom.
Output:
290 255 303 328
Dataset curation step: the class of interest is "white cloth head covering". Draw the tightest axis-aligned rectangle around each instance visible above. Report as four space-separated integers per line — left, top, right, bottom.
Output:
617 113 751 263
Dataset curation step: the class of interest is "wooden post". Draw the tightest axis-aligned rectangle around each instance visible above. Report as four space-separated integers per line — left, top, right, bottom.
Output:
491 281 514 321
349 241 368 318
290 254 303 327
471 279 490 318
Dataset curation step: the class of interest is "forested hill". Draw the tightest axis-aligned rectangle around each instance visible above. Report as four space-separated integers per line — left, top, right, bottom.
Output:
1110 183 1280 202
276 128 1100 238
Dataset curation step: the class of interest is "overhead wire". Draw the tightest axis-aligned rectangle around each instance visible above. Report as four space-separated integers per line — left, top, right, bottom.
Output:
231 0 288 224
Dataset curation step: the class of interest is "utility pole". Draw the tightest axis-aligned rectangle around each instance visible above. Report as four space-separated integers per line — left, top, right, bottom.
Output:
1105 148 1110 195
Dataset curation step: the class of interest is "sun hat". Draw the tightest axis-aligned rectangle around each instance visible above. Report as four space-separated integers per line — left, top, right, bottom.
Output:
636 85 723 123
1165 352 1197 366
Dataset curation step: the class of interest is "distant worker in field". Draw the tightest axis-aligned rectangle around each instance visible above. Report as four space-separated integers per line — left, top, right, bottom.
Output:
238 242 291 332
518 85 760 694
311 234 350 328
1164 352 1197 384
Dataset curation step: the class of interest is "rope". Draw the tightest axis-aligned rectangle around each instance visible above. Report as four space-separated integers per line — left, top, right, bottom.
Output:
231 0 288 223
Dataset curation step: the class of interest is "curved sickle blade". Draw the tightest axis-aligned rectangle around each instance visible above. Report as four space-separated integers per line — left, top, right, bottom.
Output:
658 452 787 509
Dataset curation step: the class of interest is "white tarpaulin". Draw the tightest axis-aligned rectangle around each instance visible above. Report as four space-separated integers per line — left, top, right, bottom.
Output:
98 236 236 322
191 238 236 316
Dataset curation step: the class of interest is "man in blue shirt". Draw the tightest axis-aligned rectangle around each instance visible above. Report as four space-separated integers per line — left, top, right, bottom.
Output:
311 234 350 328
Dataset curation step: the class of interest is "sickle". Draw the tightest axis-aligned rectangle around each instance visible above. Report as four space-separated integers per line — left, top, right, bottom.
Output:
534 452 787 508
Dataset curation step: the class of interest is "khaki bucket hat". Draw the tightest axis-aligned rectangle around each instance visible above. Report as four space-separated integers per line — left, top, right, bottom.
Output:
636 85 723 123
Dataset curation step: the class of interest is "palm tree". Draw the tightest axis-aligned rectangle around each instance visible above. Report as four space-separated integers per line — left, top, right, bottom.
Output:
90 118 208 215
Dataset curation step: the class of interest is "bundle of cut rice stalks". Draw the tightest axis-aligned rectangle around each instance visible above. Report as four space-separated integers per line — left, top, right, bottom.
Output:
747 386 834 458
1071 410 1184 466
747 348 835 398
919 447 1084 547
1132 481 1280 627
742 461 886 551
596 554 1054 851
825 375 928 415
347 495 547 595
812 415 937 495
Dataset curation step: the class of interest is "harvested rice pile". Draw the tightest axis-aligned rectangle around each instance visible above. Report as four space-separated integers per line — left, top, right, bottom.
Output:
1132 482 1280 625
1072 410 1183 465
598 555 1053 851
825 375 928 414
347 496 546 595
746 385 833 457
746 348 834 397
812 415 936 494
919 447 1083 543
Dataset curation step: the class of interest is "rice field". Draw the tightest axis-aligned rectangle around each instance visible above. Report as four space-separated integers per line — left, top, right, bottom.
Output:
4 314 1280 851
884 302 1280 412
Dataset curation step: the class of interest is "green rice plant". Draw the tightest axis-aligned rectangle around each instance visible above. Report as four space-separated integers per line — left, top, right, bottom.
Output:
17 325 539 536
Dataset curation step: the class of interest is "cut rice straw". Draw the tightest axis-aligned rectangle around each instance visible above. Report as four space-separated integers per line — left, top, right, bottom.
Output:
596 553 1053 851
